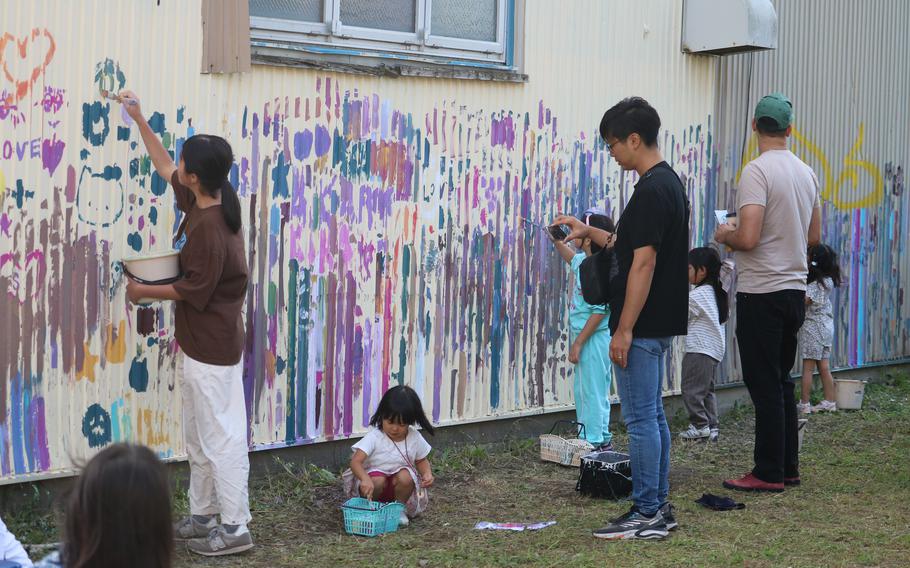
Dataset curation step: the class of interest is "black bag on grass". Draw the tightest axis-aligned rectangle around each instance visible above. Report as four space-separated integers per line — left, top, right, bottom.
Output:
575 450 633 500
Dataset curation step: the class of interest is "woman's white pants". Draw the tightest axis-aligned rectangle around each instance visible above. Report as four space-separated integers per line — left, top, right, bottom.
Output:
181 353 252 526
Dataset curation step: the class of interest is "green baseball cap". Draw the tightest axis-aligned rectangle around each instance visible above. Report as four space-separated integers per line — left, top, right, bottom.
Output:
754 93 793 130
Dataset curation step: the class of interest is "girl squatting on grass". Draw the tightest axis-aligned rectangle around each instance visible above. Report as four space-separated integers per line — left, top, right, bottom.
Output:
345 386 436 527
797 244 842 414
119 92 254 557
549 209 616 451
679 247 728 441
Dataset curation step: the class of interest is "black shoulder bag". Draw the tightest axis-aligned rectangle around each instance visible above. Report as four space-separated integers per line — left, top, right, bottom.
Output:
578 244 618 306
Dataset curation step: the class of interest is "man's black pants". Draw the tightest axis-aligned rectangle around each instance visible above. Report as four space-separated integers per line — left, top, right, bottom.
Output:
736 290 806 483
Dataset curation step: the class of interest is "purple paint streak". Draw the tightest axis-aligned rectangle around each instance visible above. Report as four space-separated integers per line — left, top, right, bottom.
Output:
314 125 331 157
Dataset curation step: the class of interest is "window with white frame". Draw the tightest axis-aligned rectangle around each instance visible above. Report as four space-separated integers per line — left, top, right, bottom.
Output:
249 0 515 68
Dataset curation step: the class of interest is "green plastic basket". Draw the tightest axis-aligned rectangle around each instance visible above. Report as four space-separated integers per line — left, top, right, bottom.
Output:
341 497 405 537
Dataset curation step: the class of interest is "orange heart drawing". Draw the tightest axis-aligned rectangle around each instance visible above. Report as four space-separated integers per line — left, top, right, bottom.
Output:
0 28 56 104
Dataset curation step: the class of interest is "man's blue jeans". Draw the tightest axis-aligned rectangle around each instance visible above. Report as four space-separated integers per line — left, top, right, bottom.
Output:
613 337 672 516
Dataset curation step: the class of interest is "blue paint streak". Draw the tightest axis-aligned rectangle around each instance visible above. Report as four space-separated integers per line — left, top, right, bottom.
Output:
111 398 124 442
129 357 149 392
270 203 281 236
490 259 504 409
271 153 290 198
127 232 143 251
148 112 166 135
10 373 26 474
856 209 866 365
82 102 110 146
95 165 122 181
150 171 167 196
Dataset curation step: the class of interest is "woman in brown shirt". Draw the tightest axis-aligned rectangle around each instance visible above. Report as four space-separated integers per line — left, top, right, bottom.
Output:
120 91 253 557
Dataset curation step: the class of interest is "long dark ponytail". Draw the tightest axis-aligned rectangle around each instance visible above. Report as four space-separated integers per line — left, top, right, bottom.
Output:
181 134 242 233
689 247 728 324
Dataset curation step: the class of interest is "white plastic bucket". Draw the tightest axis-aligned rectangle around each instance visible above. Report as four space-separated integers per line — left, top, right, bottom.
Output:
797 418 808 452
122 250 181 304
834 379 867 410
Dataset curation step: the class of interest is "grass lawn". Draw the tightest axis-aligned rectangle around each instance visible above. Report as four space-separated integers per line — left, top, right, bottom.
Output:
11 372 910 567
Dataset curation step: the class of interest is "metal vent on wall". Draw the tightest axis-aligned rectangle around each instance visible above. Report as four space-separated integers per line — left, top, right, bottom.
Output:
681 0 777 55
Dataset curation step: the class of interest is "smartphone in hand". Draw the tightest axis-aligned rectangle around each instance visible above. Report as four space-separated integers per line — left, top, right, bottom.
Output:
547 224 569 241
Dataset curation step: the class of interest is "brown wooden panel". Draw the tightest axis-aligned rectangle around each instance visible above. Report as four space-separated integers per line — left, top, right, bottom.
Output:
201 0 251 73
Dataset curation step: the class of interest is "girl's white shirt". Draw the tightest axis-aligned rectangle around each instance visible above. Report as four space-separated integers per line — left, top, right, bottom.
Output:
352 426 432 475
686 284 726 362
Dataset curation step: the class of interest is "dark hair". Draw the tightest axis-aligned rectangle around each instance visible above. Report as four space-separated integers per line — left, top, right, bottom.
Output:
599 97 661 147
63 443 173 568
181 134 242 233
585 213 615 255
688 247 728 324
369 385 435 435
807 244 841 287
756 116 788 136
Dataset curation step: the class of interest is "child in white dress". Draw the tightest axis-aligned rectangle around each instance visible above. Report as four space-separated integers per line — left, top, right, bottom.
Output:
798 244 842 413
345 386 435 526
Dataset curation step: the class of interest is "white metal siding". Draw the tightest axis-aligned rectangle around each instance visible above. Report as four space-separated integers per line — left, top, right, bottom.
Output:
1 0 717 482
712 0 910 384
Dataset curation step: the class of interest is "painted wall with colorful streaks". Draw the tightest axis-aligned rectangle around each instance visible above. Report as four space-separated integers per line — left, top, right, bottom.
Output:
711 0 910 383
8 0 907 484
0 0 721 481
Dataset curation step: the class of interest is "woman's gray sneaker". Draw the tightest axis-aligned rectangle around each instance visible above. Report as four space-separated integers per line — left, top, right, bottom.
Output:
187 525 254 557
174 516 218 541
592 507 668 540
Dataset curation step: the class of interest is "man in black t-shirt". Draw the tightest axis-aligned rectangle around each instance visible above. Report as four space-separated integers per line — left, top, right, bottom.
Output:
555 97 689 541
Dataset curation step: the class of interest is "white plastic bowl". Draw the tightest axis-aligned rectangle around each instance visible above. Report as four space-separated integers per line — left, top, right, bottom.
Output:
122 250 181 304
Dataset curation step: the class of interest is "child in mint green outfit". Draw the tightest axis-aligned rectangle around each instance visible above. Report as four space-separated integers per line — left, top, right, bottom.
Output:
550 209 615 450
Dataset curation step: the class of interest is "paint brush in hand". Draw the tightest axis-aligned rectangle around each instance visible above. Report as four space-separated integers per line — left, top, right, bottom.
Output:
100 88 138 106
99 89 121 103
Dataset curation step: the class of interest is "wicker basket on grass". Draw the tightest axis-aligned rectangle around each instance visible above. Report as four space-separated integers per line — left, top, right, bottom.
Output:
539 420 594 467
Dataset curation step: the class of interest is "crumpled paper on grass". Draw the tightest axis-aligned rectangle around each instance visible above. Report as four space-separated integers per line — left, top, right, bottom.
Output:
474 521 556 531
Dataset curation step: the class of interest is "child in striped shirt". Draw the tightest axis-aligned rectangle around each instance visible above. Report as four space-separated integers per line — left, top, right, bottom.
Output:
679 247 728 441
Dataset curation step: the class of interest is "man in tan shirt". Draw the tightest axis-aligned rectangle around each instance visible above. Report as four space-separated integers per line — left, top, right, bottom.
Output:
715 93 821 492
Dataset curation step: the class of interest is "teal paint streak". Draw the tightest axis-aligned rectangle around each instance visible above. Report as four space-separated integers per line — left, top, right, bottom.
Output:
490 257 504 408
397 336 407 387
297 267 311 438
401 245 411 319
286 259 298 443
128 357 149 392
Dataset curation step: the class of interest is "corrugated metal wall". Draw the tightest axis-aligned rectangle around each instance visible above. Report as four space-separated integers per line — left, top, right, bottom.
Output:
0 0 716 482
712 0 910 383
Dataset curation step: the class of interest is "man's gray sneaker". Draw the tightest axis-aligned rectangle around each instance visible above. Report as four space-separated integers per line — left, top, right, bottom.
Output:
187 525 254 557
593 507 668 540
660 502 678 531
174 515 218 541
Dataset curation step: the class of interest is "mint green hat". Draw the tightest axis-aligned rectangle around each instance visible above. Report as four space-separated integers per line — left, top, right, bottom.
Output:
754 93 793 130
